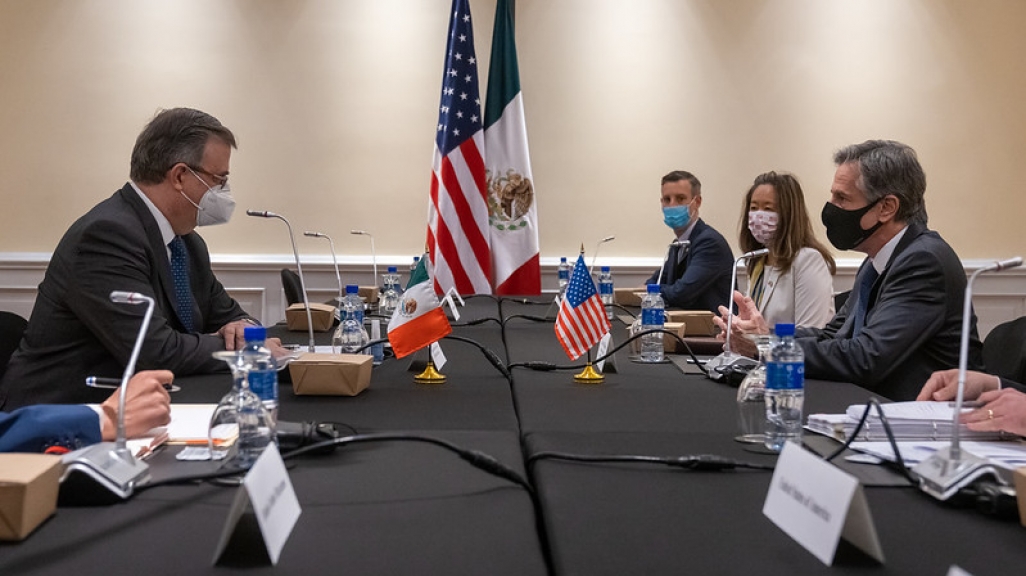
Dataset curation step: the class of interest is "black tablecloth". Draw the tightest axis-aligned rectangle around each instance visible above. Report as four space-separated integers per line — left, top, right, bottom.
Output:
4 296 1025 575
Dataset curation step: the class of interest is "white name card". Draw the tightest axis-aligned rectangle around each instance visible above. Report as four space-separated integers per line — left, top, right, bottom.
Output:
213 444 302 566
762 442 884 566
595 332 612 372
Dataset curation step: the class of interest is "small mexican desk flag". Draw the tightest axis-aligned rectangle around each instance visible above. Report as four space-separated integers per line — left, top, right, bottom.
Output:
387 256 453 358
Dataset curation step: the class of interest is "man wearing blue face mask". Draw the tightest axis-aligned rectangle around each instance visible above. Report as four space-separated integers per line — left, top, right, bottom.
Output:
0 108 285 409
643 170 734 314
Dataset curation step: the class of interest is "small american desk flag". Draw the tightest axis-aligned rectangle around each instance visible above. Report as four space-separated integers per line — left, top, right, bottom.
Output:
555 254 611 360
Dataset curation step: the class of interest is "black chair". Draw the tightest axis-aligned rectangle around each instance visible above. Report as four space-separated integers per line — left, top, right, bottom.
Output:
280 269 304 306
833 290 851 311
0 311 28 381
982 316 1026 385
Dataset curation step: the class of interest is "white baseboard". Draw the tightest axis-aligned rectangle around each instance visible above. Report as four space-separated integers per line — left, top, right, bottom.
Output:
2 253 1024 338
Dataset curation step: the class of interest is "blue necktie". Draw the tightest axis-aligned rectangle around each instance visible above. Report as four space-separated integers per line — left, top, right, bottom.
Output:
852 264 879 337
168 236 195 333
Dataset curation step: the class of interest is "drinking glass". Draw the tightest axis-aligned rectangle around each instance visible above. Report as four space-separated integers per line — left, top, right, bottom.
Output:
734 334 774 443
209 350 275 468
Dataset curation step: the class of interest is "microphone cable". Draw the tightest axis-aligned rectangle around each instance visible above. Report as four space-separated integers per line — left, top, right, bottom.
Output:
527 451 774 472
136 432 534 496
823 398 916 485
508 329 709 377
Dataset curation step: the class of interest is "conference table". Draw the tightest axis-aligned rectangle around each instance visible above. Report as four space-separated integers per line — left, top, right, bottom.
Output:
3 296 1025 575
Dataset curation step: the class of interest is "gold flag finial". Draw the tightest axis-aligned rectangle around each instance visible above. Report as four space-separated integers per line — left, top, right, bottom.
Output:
579 243 585 256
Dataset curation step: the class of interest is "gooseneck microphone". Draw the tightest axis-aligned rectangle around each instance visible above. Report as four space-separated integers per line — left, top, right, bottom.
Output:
914 256 1023 500
351 230 377 286
656 240 689 285
704 248 769 380
305 231 344 307
60 291 156 502
248 210 316 352
591 235 616 272
724 248 770 355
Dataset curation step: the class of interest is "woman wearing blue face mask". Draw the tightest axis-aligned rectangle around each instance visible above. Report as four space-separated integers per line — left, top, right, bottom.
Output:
643 171 734 315
735 171 835 328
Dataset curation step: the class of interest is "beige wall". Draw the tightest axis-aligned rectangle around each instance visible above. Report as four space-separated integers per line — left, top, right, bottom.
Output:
1 0 1024 263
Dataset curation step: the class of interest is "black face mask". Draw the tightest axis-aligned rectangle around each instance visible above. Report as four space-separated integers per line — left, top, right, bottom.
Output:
821 199 882 251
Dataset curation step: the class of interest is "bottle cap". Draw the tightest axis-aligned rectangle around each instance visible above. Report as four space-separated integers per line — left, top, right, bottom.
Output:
646 284 660 294
601 266 610 272
774 323 795 336
560 257 567 263
244 325 267 342
346 284 359 294
387 266 397 273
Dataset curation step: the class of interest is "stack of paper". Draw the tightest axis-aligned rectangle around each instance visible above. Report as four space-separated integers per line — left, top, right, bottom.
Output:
807 401 1004 442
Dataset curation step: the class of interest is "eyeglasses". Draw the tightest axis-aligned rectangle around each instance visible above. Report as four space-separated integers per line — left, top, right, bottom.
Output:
186 165 229 188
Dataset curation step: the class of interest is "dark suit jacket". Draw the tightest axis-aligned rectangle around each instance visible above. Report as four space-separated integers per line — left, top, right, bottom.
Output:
1000 378 1026 394
0 404 100 453
795 222 984 401
0 184 250 409
645 219 734 314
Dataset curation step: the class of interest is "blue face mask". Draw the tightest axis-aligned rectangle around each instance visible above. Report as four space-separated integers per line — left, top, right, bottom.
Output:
662 204 692 229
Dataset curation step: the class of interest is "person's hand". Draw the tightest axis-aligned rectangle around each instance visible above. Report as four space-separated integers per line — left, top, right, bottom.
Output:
265 337 292 360
960 388 1026 437
100 370 173 440
712 291 769 348
218 319 255 351
916 369 1000 401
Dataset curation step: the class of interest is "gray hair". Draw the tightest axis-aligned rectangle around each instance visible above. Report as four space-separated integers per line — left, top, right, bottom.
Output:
833 140 927 226
130 108 237 185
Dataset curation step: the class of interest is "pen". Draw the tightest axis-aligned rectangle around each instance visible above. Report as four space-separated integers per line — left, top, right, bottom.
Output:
86 376 179 392
948 401 984 408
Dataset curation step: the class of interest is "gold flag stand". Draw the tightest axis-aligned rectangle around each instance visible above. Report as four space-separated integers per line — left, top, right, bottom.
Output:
573 362 604 384
414 360 447 384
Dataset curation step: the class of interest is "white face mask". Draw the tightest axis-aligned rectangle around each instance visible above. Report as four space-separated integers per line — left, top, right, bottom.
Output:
747 210 778 245
183 167 236 226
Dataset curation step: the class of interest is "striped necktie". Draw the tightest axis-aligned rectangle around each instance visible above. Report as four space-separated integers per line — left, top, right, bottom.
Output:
168 236 195 333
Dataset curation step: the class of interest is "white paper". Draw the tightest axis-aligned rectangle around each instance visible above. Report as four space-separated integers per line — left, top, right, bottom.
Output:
595 332 611 372
430 342 448 370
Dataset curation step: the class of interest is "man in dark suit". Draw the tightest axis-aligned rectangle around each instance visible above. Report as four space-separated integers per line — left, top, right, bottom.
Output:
718 140 983 400
0 371 171 453
0 108 282 409
644 170 734 314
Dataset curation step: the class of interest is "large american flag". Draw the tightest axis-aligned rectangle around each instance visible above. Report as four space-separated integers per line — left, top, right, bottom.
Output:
555 254 612 360
427 0 492 295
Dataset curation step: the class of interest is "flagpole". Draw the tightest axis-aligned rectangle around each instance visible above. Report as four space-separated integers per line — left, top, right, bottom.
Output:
571 243 604 383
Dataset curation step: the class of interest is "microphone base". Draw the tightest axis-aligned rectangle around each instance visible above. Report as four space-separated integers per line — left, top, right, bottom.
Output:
59 442 150 505
705 352 758 383
913 445 1004 501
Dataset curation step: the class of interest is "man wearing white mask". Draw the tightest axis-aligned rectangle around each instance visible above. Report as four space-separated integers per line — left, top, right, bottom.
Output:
643 170 733 314
1 108 283 409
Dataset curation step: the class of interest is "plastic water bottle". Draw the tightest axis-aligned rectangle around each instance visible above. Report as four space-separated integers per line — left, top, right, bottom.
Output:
598 266 614 320
242 326 279 425
380 266 401 317
764 323 804 452
410 256 420 275
639 284 665 362
557 257 570 295
344 284 364 324
333 297 368 354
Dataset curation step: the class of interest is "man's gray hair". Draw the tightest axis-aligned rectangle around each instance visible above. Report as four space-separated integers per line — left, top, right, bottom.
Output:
833 139 927 226
130 108 236 185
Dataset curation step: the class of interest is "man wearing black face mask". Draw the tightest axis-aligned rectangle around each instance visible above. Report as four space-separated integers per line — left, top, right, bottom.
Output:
0 108 285 410
717 140 982 400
